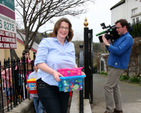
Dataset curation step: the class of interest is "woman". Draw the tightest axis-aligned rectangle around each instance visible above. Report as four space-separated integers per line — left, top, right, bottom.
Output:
35 18 77 113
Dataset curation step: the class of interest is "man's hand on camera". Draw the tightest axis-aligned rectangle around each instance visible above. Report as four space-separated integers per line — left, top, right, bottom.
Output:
107 39 111 44
102 35 110 47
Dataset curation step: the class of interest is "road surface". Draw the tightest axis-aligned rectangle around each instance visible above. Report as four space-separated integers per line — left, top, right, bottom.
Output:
91 74 141 113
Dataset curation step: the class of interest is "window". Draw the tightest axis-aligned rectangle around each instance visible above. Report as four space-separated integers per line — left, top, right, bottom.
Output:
136 17 139 23
132 8 137 16
132 18 135 24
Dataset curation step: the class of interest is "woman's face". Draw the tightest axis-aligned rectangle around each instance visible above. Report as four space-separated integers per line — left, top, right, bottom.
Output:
57 21 69 40
25 52 30 59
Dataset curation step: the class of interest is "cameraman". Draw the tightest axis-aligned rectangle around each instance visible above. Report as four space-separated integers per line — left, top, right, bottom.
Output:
102 19 133 113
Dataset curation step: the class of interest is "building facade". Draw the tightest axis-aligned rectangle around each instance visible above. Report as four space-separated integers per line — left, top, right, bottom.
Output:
99 53 109 73
110 0 141 25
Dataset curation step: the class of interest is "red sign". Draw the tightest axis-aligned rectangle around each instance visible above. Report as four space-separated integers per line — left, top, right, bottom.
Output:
0 0 16 49
0 29 17 49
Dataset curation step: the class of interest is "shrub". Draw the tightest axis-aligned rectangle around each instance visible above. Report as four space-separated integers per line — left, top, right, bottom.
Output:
120 75 129 81
128 75 140 83
100 71 108 76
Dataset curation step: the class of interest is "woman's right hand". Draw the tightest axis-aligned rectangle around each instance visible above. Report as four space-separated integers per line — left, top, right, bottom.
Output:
52 70 63 82
36 63 63 82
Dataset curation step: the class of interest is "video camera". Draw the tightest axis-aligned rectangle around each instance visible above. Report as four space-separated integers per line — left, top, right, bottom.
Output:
96 23 120 43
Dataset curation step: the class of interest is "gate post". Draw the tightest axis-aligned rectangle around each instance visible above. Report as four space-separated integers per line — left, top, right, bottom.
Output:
84 17 93 102
84 18 89 99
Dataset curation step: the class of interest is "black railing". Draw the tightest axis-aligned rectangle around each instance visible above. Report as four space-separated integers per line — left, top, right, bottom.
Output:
79 44 84 113
0 52 35 113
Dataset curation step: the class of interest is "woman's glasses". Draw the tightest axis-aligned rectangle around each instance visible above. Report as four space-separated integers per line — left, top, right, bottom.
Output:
60 26 69 30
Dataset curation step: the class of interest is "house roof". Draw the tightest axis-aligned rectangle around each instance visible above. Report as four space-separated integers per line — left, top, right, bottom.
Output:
110 0 125 10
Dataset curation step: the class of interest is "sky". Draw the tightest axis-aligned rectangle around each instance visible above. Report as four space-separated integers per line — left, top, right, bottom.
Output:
38 0 121 43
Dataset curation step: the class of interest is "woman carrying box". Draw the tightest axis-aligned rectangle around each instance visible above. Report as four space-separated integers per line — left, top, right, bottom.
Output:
35 18 80 113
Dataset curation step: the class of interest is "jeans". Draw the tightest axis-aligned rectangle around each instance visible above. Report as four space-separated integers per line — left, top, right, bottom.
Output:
33 97 45 113
4 88 13 96
37 78 70 113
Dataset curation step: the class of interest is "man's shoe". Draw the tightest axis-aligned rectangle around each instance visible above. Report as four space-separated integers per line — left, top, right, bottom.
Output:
114 108 123 113
104 111 114 113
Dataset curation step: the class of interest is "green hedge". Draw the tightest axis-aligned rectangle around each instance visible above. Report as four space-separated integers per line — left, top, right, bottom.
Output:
130 23 141 37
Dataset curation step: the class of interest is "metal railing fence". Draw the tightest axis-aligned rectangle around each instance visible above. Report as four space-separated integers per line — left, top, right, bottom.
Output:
0 52 35 113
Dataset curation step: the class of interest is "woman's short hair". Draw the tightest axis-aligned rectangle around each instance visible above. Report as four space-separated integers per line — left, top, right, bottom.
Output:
49 18 74 42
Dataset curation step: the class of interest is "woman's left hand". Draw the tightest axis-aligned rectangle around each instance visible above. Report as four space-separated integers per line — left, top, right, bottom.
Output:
81 71 85 75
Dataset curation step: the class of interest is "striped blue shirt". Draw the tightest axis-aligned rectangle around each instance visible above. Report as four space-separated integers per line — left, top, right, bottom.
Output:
34 37 76 86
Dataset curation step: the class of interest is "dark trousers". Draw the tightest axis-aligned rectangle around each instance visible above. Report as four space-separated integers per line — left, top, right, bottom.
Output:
36 79 70 113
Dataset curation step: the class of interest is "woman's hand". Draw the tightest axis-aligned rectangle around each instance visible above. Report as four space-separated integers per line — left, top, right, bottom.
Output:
37 63 63 82
74 66 85 75
81 71 85 75
52 70 63 82
81 71 86 79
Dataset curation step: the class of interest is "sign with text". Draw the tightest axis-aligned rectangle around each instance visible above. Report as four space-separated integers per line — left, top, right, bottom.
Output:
0 0 16 49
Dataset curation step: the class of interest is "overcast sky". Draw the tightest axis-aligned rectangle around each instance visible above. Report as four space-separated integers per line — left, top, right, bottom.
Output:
38 0 120 43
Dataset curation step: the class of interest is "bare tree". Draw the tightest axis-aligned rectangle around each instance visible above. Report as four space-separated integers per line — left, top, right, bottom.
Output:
15 0 94 50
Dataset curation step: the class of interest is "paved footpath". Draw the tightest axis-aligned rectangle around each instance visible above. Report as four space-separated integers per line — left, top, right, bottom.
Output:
91 74 141 113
